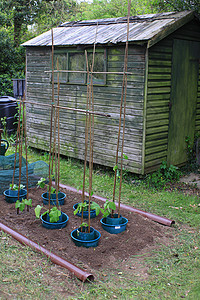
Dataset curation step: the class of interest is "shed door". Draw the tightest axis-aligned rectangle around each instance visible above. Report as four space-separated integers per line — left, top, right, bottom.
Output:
167 39 200 165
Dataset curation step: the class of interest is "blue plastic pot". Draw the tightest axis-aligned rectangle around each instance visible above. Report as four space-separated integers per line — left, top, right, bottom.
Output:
73 202 97 219
41 212 69 229
42 192 66 205
71 227 101 248
76 226 95 241
0 139 9 156
4 189 27 203
106 214 123 225
100 216 128 234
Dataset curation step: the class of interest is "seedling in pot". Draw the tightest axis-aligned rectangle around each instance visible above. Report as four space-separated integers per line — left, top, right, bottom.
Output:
10 183 25 191
15 198 32 212
76 222 91 236
100 200 116 218
74 201 101 216
37 177 56 194
35 204 61 223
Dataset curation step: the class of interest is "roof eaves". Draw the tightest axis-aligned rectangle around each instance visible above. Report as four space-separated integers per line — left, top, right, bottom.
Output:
147 10 195 48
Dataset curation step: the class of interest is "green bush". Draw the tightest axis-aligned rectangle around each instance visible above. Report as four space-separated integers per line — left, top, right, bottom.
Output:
0 28 25 96
146 161 181 189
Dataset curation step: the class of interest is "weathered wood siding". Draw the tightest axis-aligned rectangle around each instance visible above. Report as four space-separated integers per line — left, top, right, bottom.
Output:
26 45 145 173
144 39 172 172
196 64 200 133
171 20 200 136
144 20 200 172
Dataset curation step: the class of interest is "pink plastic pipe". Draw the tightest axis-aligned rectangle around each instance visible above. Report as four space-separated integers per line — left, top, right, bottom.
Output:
0 222 94 282
58 183 175 227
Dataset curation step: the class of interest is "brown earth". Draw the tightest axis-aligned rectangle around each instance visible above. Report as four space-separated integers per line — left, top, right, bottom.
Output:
0 186 174 279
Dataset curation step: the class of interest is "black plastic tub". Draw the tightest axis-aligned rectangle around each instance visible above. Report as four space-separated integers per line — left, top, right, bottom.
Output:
0 96 18 135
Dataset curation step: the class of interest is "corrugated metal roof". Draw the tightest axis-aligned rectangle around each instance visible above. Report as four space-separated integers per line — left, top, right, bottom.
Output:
22 11 196 48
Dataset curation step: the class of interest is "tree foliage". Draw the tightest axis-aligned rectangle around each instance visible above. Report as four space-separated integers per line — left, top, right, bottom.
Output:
0 28 25 96
78 0 156 20
151 0 200 14
0 0 199 96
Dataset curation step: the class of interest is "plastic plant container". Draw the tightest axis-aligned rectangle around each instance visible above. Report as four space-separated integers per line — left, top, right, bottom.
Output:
41 211 69 229
100 216 128 234
4 189 27 203
71 227 101 248
42 192 66 205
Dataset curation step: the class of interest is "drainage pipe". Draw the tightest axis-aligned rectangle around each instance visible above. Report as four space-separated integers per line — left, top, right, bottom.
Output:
0 222 94 282
58 183 175 227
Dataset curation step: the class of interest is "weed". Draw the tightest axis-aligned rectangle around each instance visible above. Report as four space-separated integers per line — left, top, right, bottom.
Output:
0 116 7 137
146 161 181 189
184 134 200 173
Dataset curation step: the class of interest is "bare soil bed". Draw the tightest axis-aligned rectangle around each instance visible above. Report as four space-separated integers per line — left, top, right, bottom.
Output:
0 186 174 277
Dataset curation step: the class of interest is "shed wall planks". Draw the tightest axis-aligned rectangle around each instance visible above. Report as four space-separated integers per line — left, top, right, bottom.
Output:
144 20 200 173
144 39 172 172
26 45 145 173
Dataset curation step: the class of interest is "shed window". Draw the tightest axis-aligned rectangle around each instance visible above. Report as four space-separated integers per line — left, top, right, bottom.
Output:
54 49 106 85
88 52 105 84
69 53 85 83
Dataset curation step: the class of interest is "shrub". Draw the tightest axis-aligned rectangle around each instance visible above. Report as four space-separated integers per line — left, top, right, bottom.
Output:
146 161 181 189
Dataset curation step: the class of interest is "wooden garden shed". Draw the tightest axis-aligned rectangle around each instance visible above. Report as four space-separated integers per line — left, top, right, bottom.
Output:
22 10 200 174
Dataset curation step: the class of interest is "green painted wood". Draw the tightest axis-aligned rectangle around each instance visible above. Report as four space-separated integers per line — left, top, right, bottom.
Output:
148 81 171 87
147 87 171 94
26 45 145 174
146 112 169 121
148 67 171 73
148 60 171 67
148 74 171 80
145 150 168 162
146 124 169 135
167 39 200 165
145 144 167 155
146 138 168 148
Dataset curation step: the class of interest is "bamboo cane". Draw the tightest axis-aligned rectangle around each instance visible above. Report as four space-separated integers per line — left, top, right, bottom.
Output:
112 0 131 217
87 23 98 232
56 58 61 207
81 50 90 227
48 28 55 212
11 101 21 189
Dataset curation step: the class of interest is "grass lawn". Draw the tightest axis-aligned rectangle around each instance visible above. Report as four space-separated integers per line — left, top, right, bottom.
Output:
0 146 200 299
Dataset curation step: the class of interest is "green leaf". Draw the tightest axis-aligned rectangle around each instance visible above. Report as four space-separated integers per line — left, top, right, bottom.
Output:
34 205 43 218
74 207 79 215
15 200 21 209
123 154 128 159
19 202 25 212
49 207 61 223
109 202 116 210
37 178 46 189
15 200 25 212
74 202 89 215
24 198 32 206
80 222 88 228
50 186 56 194
113 165 118 171
12 184 18 191
91 201 101 216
